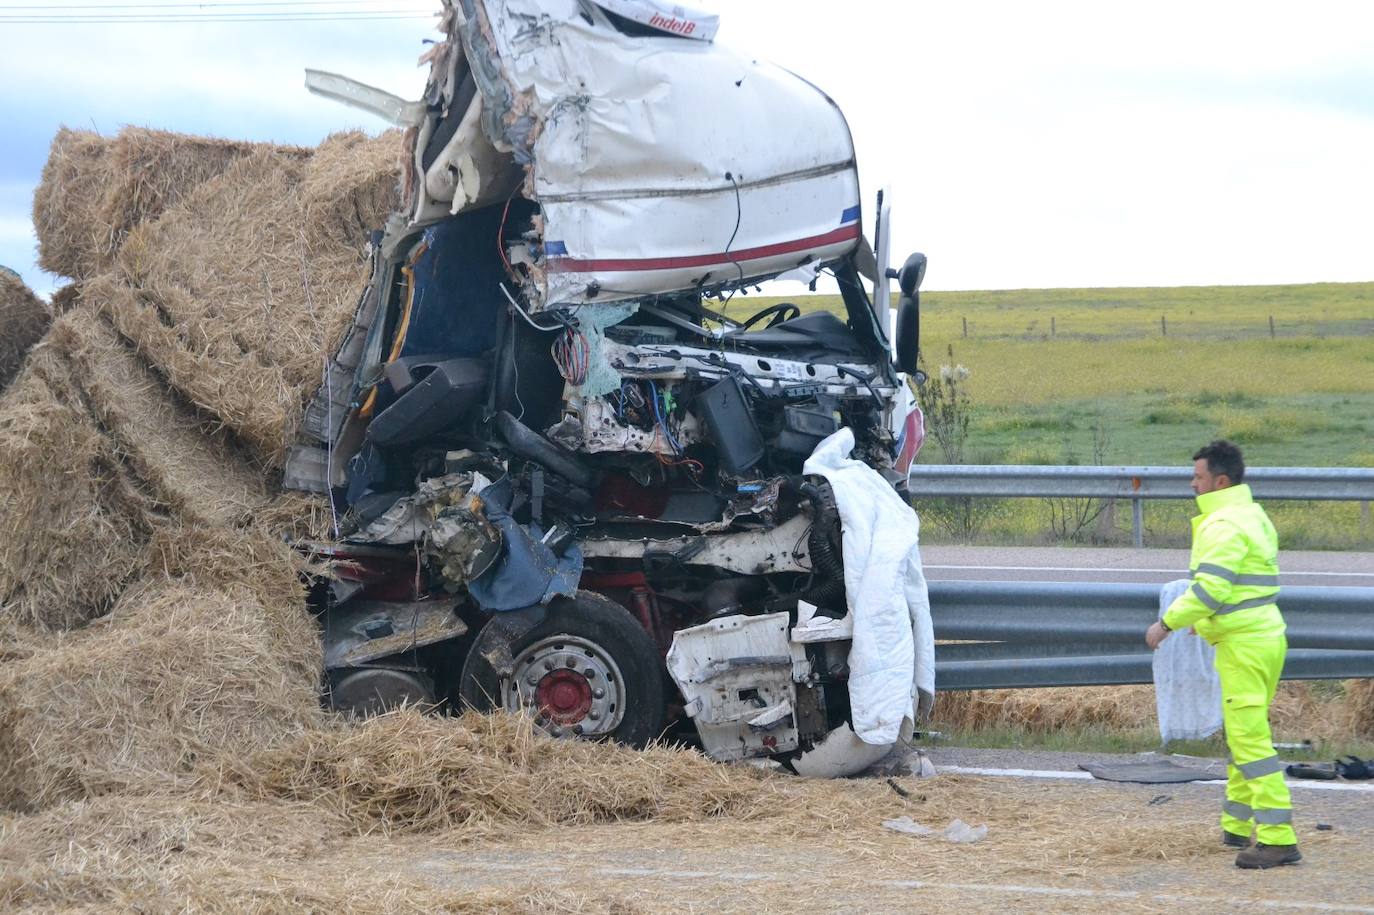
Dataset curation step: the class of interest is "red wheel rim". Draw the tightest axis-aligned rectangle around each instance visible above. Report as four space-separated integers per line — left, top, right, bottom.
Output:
535 669 594 724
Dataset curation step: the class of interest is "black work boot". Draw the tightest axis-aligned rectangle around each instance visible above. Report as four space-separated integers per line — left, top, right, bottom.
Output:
1235 843 1302 869
1222 830 1251 849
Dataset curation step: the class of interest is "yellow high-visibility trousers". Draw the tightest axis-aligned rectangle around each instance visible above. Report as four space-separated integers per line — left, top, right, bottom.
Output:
1216 635 1296 846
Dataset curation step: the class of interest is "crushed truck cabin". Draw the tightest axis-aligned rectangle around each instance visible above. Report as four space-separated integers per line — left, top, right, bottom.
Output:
290 0 933 777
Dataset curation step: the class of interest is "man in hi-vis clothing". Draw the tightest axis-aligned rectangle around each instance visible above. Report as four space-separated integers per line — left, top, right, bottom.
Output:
1145 440 1300 869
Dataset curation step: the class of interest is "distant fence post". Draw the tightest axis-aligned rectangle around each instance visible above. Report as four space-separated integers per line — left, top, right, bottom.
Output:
962 316 968 338
1051 316 1056 337
1269 315 1276 338
1160 316 1167 337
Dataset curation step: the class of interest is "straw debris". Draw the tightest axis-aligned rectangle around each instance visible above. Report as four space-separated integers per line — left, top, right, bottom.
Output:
213 708 775 836
0 545 321 812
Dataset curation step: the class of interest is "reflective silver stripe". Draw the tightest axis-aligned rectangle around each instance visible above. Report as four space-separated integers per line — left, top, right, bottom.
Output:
1216 592 1281 615
1194 562 1239 582
1223 800 1253 820
1253 807 1293 825
1191 564 1280 588
1190 581 1223 610
1238 755 1283 779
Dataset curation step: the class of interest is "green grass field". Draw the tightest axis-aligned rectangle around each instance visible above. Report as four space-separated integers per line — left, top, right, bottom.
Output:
736 281 1374 547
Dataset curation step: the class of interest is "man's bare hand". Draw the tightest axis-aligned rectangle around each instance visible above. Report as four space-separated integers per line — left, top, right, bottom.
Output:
1145 621 1171 650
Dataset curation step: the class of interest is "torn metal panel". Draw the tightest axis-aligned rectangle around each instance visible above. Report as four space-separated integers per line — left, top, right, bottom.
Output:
324 599 468 668
666 612 808 761
557 395 702 456
305 69 428 127
422 0 861 309
283 445 331 495
578 512 812 575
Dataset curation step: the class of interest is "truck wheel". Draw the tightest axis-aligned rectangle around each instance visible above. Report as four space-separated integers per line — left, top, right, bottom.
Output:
458 591 665 748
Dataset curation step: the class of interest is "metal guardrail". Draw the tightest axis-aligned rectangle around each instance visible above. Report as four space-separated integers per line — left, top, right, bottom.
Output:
930 581 1374 690
909 465 1374 546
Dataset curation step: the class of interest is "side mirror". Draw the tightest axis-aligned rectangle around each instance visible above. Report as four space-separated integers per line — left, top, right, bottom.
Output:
894 252 925 375
897 252 927 297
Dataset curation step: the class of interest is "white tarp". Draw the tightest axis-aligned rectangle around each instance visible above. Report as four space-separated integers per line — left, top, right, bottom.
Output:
803 428 935 744
1153 578 1223 743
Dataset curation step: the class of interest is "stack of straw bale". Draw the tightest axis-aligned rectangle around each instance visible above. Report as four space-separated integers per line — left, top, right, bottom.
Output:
0 124 402 819
0 271 50 390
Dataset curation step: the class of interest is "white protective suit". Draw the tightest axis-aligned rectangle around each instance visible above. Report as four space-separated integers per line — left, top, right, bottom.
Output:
803 428 936 744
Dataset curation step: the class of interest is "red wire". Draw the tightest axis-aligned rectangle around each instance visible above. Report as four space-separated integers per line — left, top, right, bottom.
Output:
497 192 516 279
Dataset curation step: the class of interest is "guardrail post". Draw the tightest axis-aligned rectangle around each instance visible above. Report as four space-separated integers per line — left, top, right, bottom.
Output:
1131 498 1144 548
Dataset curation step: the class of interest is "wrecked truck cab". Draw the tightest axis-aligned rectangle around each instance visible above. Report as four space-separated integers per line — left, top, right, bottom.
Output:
289 0 931 776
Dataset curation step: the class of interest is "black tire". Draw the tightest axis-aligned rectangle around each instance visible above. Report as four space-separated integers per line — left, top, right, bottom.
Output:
458 590 665 748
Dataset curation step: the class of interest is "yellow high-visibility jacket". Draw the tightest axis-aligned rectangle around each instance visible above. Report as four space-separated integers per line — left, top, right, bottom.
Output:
1163 483 1285 644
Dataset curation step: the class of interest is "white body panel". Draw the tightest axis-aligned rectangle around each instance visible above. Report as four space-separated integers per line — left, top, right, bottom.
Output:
448 0 861 308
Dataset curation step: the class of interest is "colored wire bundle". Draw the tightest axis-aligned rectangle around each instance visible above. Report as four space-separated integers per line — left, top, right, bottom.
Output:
552 326 590 385
647 380 685 455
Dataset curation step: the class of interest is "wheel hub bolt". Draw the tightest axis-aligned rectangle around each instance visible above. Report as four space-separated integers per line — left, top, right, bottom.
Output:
583 668 595 678
592 688 605 699
543 659 554 671
589 710 601 721
527 674 539 685
565 658 577 668
572 724 584 735
549 726 562 737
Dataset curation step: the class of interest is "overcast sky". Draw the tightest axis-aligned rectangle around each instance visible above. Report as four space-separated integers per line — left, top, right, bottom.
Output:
3 0 1372 299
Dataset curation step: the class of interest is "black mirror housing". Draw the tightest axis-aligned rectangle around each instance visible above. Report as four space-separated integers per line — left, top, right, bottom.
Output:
895 291 919 375
897 252 927 297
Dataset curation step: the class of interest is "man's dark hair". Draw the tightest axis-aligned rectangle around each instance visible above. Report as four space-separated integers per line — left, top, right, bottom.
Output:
1193 440 1245 483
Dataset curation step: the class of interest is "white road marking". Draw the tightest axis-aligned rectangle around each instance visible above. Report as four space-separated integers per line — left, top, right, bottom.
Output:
883 880 1374 913
924 564 1374 578
447 858 1374 912
939 764 1374 791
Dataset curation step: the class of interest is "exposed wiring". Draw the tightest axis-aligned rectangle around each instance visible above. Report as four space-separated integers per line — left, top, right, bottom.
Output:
655 452 705 476
508 310 526 422
647 379 685 456
552 325 590 386
715 171 747 318
499 282 563 332
497 190 517 280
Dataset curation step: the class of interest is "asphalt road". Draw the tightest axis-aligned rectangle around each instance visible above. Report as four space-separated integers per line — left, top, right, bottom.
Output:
921 545 1374 588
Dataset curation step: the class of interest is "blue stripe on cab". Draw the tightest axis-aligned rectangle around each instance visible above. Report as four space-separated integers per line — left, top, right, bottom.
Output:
840 205 861 224
545 240 568 256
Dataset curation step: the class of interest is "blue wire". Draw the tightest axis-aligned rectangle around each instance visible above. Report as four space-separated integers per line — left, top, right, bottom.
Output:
647 380 683 455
